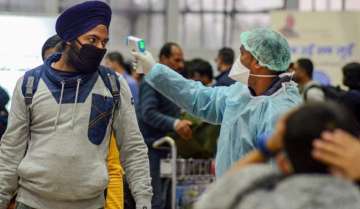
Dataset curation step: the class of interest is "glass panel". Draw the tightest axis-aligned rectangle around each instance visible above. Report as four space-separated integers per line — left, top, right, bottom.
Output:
134 14 149 42
346 0 360 10
232 14 270 47
180 13 271 49
0 0 46 13
299 0 314 11
185 0 202 11
149 14 165 47
133 0 150 10
203 0 225 11
315 0 327 11
151 0 165 11
108 14 131 49
203 14 223 48
179 14 202 48
330 0 342 10
60 0 106 10
236 0 284 11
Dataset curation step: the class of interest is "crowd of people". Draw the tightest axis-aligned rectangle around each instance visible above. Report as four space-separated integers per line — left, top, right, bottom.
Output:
0 1 360 209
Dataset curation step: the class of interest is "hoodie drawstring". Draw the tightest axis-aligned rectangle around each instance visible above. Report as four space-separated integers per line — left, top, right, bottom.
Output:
72 78 81 128
54 80 65 131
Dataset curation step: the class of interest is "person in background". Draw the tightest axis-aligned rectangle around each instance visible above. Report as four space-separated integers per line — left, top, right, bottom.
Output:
196 102 360 209
137 42 191 209
288 62 294 72
214 47 236 86
132 28 301 177
341 62 360 124
105 52 139 105
0 86 9 140
188 58 214 86
0 1 152 209
172 58 219 158
105 51 138 209
293 58 324 102
41 34 64 61
132 72 144 85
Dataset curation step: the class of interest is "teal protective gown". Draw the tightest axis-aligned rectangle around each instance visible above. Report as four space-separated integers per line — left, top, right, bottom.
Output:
145 64 302 176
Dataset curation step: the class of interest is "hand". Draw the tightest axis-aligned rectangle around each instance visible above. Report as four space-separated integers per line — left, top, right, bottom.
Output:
175 119 193 140
312 129 360 181
266 113 288 153
7 202 15 209
131 50 156 74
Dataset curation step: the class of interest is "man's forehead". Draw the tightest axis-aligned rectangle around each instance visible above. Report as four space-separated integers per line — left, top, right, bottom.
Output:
86 25 108 33
171 46 183 56
81 25 109 38
171 45 183 54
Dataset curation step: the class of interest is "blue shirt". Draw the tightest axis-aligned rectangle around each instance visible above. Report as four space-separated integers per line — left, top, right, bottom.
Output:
136 80 180 145
214 70 236 87
121 73 139 105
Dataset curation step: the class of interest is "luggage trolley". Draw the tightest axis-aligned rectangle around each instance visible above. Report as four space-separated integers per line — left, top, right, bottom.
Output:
153 137 215 209
153 137 177 209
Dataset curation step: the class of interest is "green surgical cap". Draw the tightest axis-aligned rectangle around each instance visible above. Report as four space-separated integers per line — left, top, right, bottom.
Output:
240 28 291 72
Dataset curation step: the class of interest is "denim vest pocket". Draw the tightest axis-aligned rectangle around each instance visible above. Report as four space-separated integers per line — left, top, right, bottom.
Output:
88 93 114 145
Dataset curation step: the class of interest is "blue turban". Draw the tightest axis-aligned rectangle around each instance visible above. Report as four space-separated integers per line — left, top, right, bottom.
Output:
56 1 112 42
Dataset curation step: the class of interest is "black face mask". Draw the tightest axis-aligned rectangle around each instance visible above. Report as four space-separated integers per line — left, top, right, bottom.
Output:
67 40 107 74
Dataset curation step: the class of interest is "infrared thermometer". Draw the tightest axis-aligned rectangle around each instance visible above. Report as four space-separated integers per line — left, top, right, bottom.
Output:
127 36 146 73
127 36 146 53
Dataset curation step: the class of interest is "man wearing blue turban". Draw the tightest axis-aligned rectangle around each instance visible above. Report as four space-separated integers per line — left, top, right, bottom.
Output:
132 28 302 177
0 1 152 209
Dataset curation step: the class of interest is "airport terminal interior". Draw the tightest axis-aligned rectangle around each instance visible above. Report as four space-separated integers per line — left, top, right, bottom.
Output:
1 0 360 209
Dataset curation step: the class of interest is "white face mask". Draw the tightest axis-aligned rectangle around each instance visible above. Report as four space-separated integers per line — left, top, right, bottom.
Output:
229 58 277 85
229 58 250 84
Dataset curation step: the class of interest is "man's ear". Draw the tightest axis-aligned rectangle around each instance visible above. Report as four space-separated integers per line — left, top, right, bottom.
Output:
159 55 164 63
254 61 262 70
249 57 261 71
276 152 294 175
160 55 169 65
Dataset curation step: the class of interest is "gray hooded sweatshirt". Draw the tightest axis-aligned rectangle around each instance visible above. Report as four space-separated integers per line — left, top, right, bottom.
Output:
0 55 152 209
195 165 360 209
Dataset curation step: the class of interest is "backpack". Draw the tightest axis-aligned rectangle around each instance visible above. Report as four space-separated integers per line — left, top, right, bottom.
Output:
19 66 121 200
0 86 9 140
304 84 346 102
22 66 121 115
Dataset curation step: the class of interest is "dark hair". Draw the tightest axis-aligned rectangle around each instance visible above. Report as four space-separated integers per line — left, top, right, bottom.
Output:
342 62 360 90
41 35 64 61
159 42 180 60
187 58 213 80
0 86 9 110
218 47 235 65
122 61 133 75
288 62 294 71
284 102 360 174
296 58 314 79
106 52 133 75
106 51 125 66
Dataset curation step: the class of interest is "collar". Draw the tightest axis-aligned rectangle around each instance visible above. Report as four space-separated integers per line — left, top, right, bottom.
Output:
44 53 97 88
215 69 231 80
248 73 292 96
